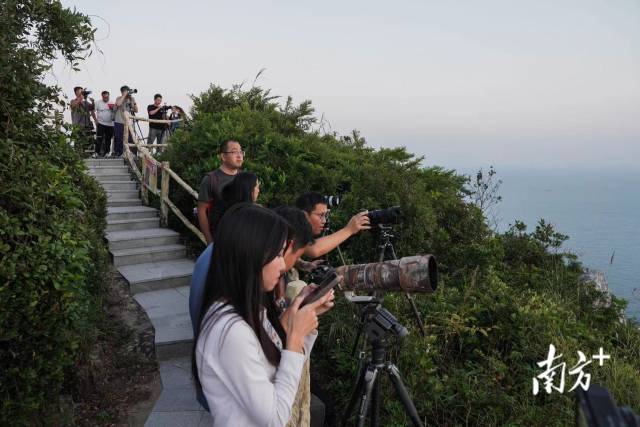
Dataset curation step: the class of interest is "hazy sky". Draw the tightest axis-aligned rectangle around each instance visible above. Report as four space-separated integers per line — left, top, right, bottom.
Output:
53 0 640 171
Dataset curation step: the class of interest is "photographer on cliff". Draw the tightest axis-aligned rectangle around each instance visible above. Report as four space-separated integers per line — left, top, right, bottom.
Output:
69 86 96 151
147 93 167 152
113 85 138 157
295 192 370 259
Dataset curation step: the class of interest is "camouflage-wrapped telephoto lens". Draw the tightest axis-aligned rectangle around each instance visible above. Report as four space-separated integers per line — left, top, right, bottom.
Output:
335 255 437 293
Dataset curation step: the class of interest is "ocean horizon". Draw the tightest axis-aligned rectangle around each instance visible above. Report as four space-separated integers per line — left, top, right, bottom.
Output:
465 166 640 321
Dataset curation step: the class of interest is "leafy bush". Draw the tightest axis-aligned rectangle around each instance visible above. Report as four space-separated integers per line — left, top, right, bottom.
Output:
0 1 108 423
163 84 640 425
0 138 108 423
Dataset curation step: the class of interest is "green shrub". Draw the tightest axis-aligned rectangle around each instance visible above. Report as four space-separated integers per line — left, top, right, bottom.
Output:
0 138 108 423
163 84 640 425
0 1 106 423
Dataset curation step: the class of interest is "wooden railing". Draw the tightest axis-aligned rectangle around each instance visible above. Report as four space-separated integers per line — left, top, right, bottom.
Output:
122 112 206 244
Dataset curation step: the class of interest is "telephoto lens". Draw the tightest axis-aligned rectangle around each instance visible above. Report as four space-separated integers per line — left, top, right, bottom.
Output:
324 195 340 209
336 255 437 294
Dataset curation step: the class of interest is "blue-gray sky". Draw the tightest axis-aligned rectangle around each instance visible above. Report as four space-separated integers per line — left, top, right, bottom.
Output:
54 0 640 170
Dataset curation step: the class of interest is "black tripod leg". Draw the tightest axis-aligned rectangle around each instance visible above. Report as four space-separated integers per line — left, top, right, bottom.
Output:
370 377 379 427
342 364 366 426
356 367 380 427
386 364 424 427
404 293 426 336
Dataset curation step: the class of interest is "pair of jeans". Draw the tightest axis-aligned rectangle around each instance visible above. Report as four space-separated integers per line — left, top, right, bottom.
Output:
113 122 136 156
147 127 166 153
95 123 114 155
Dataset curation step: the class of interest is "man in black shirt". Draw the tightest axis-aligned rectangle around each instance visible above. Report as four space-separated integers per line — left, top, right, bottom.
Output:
147 94 167 153
197 140 244 244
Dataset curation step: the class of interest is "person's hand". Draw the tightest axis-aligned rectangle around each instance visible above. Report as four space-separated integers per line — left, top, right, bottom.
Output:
89 97 95 103
346 211 371 235
296 259 325 273
306 283 336 316
284 288 329 353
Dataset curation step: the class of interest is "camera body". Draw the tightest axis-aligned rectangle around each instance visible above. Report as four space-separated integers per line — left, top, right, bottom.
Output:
308 263 335 286
160 105 173 114
367 206 401 226
81 88 92 97
127 88 138 96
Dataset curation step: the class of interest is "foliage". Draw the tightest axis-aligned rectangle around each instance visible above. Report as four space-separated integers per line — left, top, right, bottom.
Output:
0 1 107 424
163 83 640 425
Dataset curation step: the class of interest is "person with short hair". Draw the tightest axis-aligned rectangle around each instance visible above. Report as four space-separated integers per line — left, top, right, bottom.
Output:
147 93 166 152
113 85 138 157
193 203 334 426
70 86 96 151
295 191 370 258
197 140 244 244
94 90 115 157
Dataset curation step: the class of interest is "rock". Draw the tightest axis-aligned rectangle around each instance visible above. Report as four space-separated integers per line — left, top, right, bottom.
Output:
579 269 612 309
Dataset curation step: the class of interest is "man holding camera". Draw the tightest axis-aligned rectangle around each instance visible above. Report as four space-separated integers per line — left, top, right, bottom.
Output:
93 90 115 157
70 86 97 151
113 85 139 157
147 94 167 152
196 140 244 244
296 192 370 258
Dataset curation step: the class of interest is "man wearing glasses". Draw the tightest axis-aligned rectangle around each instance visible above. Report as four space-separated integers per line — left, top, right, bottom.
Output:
197 140 244 244
295 192 370 258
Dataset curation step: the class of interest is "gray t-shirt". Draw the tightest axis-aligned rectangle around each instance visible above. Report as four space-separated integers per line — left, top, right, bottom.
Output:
114 97 135 124
70 100 94 130
197 168 237 203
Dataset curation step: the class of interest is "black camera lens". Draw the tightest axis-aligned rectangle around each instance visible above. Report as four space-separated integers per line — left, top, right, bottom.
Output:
324 195 340 209
367 206 401 226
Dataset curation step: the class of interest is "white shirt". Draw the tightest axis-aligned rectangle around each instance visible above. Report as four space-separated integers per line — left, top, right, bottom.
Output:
94 99 114 126
196 303 317 427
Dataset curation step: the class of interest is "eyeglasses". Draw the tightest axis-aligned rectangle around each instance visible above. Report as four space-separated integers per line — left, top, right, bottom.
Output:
222 150 245 156
311 211 329 220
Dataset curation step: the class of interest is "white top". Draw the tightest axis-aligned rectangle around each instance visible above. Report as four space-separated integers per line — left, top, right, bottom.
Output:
196 302 317 427
94 99 114 126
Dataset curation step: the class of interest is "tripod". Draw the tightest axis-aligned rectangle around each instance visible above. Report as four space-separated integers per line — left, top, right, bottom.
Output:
342 302 424 427
376 224 426 336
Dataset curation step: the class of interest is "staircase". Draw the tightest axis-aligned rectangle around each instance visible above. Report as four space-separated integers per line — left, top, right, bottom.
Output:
86 158 195 360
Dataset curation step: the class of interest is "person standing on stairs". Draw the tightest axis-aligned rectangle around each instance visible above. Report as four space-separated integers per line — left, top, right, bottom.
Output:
197 140 244 244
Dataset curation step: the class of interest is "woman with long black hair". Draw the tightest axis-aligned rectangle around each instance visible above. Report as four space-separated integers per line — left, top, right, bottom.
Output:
193 203 333 426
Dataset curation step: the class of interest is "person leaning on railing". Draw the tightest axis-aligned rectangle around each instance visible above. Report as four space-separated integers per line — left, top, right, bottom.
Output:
196 140 244 244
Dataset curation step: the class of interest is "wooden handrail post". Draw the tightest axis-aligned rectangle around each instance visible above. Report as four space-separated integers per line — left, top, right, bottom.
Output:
141 153 149 206
160 161 170 227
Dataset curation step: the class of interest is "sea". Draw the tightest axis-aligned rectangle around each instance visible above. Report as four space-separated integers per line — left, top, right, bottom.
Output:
481 168 640 321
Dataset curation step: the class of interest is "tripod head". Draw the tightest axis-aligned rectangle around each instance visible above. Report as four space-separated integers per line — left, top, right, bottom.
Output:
352 297 408 346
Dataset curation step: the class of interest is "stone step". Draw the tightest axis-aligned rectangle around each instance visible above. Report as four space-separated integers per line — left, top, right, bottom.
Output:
101 181 138 191
87 166 131 175
85 158 125 167
107 227 180 251
107 198 142 207
107 189 139 200
118 259 195 294
107 206 158 222
107 217 160 232
92 174 134 183
134 286 193 360
111 244 187 267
